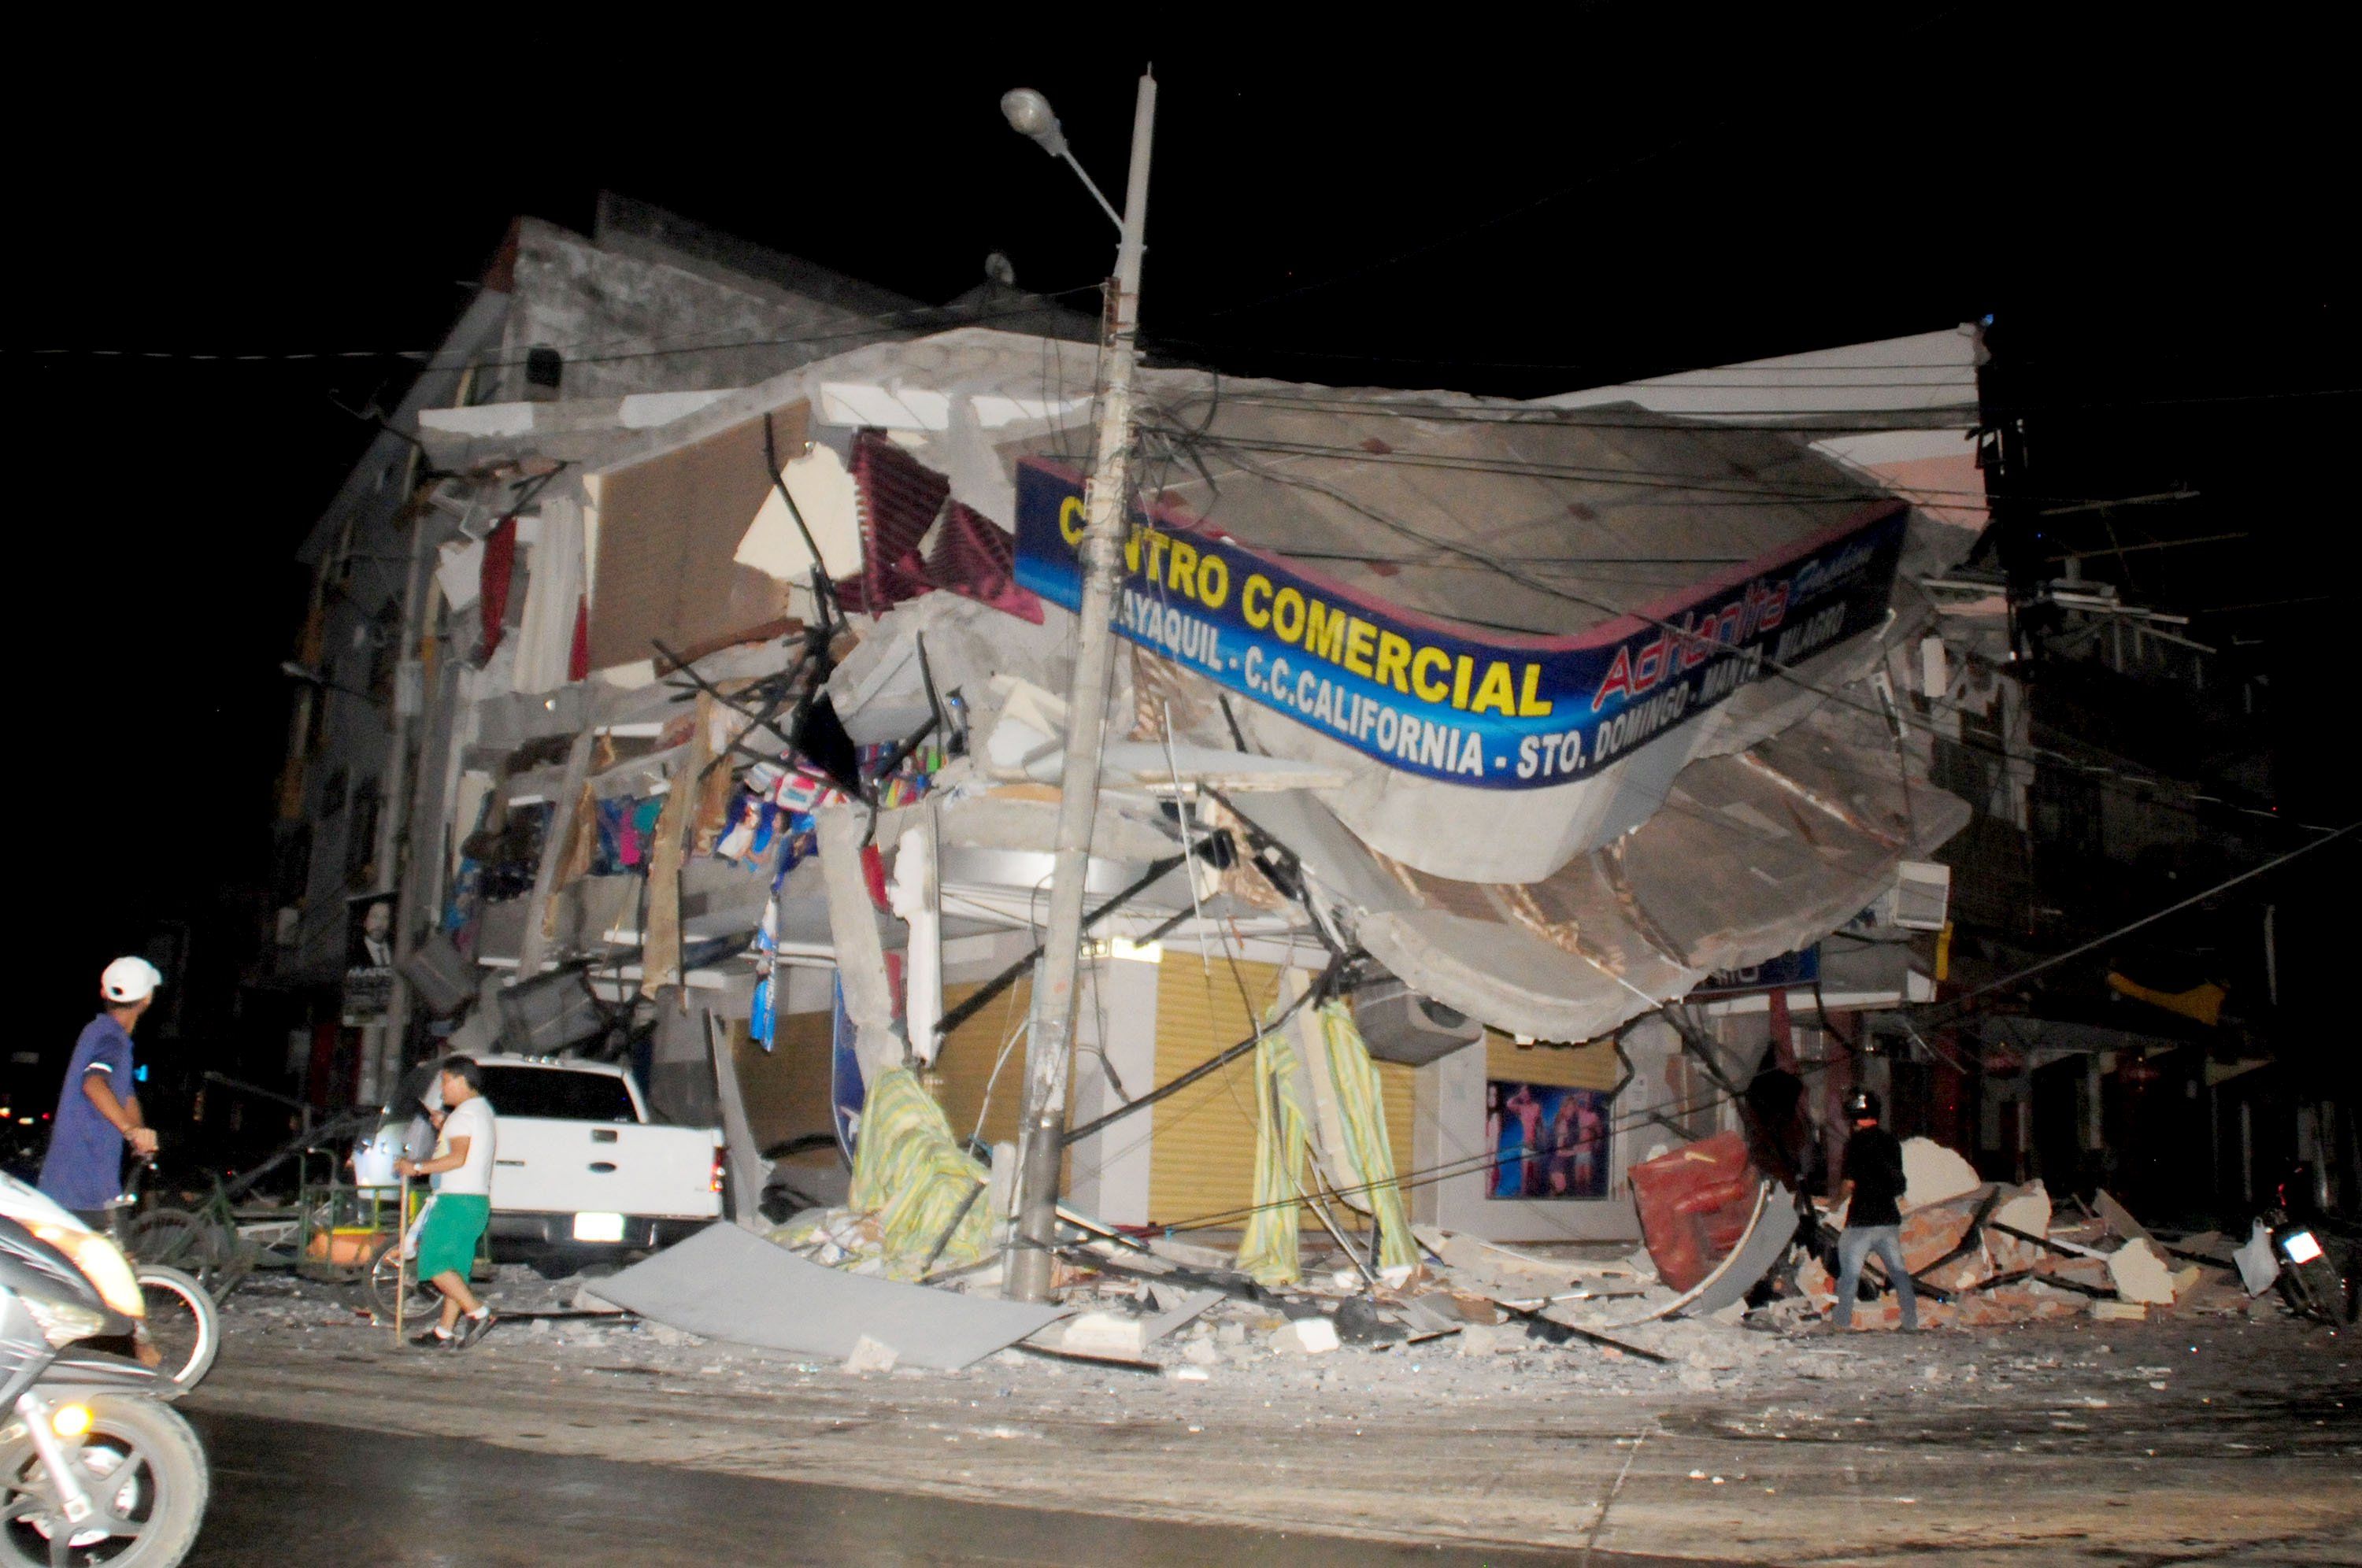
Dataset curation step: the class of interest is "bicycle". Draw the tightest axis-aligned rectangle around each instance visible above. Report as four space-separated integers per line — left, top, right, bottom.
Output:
83 1167 223 1395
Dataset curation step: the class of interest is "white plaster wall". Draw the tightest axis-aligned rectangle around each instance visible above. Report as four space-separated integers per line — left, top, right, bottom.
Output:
1411 1019 1685 1243
1065 956 1161 1227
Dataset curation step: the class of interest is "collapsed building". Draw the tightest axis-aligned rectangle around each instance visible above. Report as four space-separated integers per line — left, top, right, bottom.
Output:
266 199 2002 1286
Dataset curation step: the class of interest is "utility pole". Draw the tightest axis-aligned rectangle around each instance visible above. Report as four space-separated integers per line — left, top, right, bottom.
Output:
1003 70 1157 1304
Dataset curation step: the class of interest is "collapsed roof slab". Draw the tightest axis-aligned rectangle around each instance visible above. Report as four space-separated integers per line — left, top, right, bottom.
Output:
1620 707 1968 975
1230 712 1964 1044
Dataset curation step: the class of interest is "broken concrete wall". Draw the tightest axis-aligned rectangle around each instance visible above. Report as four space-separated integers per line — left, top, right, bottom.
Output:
498 208 913 405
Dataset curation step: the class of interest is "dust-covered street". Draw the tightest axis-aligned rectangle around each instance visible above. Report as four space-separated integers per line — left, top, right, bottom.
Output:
178 1268 2361 1565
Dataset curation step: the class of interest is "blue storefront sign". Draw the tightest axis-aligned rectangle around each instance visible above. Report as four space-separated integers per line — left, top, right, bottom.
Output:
1013 457 1908 791
1689 945 1823 999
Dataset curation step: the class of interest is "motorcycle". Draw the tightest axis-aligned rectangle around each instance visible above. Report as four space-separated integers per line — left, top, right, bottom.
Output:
0 1177 217 1398
0 1216 209 1565
2245 1163 2357 1326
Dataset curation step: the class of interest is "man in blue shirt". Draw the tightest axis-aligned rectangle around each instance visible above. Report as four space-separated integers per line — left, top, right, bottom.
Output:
39 957 165 1222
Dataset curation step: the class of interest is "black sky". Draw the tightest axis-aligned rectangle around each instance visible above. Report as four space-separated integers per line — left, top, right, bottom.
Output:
9 14 2353 1063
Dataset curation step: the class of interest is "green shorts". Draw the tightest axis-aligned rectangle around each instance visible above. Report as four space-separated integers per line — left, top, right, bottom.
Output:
415 1193 490 1280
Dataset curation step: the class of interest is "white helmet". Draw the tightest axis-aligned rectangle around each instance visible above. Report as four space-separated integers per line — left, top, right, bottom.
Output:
100 957 164 1004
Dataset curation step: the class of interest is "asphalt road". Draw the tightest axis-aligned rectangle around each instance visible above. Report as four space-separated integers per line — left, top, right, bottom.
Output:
182 1292 2362 1565
183 1411 1713 1566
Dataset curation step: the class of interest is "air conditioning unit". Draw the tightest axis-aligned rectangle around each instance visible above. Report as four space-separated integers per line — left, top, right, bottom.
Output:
1350 977 1483 1067
1891 860 1953 931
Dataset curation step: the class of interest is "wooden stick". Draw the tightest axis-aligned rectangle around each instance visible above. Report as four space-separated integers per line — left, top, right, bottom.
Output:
394 1174 410 1344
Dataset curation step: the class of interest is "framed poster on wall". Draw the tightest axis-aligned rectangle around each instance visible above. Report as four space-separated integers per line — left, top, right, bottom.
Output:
1485 1079 1612 1200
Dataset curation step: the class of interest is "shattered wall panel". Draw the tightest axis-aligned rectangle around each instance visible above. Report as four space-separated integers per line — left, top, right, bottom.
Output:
585 405 807 670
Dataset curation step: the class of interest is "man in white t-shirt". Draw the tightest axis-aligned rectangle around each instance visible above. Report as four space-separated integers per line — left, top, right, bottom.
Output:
395 1056 498 1349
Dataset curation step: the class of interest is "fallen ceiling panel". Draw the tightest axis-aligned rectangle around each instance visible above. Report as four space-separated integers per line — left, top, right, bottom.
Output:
592 1222 1067 1369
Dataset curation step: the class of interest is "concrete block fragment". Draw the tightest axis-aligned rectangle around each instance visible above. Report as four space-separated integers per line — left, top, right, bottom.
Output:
1991 1182 2051 1241
2090 1300 2148 1322
1455 1323 1505 1357
1901 1139 1982 1210
1061 1311 1147 1359
1272 1317 1341 1355
843 1334 899 1373
2108 1237 2177 1306
2169 1265 2202 1303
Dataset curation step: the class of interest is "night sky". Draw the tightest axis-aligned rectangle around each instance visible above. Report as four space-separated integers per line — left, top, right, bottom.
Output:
9 17 2352 1092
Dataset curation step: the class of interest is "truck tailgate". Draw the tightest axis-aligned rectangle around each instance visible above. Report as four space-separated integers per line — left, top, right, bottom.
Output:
490 1118 722 1224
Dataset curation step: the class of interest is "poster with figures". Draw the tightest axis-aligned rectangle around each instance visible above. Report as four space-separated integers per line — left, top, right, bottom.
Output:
1485 1079 1612 1200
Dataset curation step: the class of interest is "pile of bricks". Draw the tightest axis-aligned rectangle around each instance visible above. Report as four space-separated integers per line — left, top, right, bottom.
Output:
1785 1177 2224 1329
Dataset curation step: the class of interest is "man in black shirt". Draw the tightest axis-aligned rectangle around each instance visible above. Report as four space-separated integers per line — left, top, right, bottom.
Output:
1828 1088 1918 1331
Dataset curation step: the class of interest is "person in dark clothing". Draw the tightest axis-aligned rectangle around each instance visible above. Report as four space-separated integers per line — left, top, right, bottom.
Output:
1827 1087 1917 1331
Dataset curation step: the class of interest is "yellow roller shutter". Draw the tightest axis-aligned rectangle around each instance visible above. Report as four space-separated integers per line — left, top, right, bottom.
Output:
925 977 1034 1151
1147 957 1290 1229
1375 1058 1416 1201
1486 1031 1621 1090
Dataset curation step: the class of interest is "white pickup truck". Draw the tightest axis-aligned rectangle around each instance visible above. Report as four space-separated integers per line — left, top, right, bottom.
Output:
368 1056 723 1269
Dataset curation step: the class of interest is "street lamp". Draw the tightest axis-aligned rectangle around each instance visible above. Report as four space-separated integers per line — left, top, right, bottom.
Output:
1001 70 1157 1306
1001 88 1124 234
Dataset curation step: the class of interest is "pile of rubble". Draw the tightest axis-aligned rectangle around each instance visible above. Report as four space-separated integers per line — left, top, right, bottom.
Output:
1779 1177 2246 1329
576 1124 2302 1377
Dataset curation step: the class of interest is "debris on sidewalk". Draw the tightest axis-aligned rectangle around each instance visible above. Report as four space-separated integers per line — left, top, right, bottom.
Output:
592 1221 1065 1369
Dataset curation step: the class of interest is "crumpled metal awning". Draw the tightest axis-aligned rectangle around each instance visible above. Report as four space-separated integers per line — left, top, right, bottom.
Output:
1232 701 1967 1042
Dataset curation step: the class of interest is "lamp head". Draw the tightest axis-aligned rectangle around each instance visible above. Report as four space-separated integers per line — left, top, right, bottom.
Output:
1000 88 1067 157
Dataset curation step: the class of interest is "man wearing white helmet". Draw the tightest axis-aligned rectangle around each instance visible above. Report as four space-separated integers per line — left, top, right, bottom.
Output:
38 957 165 1222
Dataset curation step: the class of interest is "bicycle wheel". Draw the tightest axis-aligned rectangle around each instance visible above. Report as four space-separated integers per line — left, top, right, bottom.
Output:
126 1208 222 1290
135 1263 220 1396
367 1247 439 1323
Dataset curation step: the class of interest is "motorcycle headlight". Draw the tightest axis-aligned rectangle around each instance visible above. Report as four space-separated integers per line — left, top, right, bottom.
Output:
20 1294 108 1348
2282 1229 2326 1265
28 1225 145 1319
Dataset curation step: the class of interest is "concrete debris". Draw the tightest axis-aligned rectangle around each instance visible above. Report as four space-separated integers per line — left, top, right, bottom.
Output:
665 1113 2267 1395
1454 1324 1506 1357
2108 1238 2177 1306
1143 1289 1227 1346
1061 1312 1148 1360
594 1223 1066 1370
1901 1138 1983 1210
843 1333 899 1373
1990 1181 2052 1240
1272 1318 1340 1355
